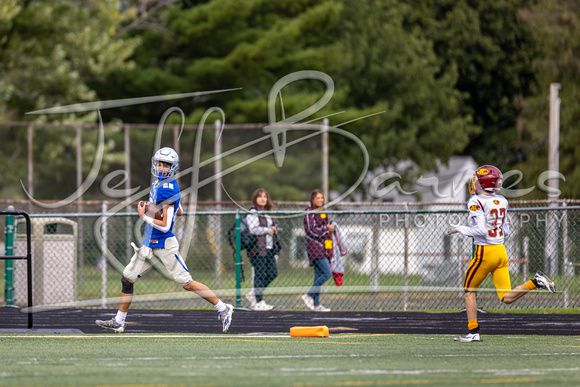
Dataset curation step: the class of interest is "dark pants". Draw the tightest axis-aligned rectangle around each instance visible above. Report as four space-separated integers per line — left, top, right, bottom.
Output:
249 249 278 302
308 258 332 306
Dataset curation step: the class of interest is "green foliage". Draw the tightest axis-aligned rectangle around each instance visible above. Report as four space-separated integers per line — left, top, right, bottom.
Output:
0 0 139 119
106 0 481 200
0 0 140 199
407 0 538 169
325 0 479 194
515 1 580 198
220 152 321 202
0 0 567 200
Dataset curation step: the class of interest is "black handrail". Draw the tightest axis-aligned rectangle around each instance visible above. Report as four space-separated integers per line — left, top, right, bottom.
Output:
1 210 32 328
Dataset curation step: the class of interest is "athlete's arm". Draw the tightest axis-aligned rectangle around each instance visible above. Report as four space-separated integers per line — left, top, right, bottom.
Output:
503 213 510 237
142 205 174 233
456 212 487 237
456 198 487 237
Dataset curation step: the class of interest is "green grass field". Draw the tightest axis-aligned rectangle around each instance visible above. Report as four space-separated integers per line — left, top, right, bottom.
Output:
1 333 580 386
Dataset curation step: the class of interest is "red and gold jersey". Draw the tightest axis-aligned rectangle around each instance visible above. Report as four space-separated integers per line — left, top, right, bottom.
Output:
457 193 510 246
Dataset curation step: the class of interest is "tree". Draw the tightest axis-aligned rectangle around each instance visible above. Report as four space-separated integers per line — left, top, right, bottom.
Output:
325 0 479 198
0 0 546 201
0 0 139 118
514 1 580 198
99 0 479 201
0 0 140 199
406 0 538 170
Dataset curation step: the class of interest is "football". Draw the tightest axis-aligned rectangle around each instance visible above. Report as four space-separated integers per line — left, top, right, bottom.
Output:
140 201 163 220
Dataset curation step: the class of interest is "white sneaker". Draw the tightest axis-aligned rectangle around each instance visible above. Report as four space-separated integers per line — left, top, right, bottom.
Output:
252 300 274 311
454 333 481 342
302 294 315 310
313 305 331 312
245 291 257 308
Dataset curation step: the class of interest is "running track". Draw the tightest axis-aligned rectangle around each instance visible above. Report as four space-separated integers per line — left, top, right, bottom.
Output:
1 307 579 335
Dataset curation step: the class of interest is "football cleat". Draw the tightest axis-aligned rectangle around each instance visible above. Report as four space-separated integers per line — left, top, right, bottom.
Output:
534 271 556 293
454 333 481 342
95 318 125 333
218 304 234 333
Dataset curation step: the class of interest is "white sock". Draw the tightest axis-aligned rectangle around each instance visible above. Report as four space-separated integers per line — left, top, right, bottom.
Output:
214 300 226 313
115 311 127 324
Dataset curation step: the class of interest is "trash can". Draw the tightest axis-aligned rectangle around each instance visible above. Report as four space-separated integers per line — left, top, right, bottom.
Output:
14 217 78 306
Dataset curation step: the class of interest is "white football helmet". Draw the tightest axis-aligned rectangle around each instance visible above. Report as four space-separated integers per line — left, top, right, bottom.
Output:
151 147 179 180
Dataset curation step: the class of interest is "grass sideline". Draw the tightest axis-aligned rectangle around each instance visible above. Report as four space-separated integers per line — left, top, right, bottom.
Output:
1 333 580 386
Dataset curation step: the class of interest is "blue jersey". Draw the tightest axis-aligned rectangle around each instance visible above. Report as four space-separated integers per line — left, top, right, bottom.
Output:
143 178 181 248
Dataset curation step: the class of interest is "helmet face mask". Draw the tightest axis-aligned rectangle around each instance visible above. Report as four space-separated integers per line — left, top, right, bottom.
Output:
151 147 179 180
468 174 480 195
468 165 503 195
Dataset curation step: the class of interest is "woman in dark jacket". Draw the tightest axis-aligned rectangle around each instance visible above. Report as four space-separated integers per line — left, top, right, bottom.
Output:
302 189 334 312
246 188 280 311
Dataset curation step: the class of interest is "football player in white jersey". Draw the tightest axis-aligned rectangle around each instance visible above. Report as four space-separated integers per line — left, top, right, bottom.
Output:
447 165 555 342
96 147 234 333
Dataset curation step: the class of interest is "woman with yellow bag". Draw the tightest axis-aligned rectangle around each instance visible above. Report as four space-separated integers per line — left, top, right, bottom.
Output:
302 189 334 312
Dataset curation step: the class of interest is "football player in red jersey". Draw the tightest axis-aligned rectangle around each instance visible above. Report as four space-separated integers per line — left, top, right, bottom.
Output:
447 165 556 342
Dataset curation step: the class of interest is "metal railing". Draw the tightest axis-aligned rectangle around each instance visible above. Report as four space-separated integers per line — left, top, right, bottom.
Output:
1 208 33 328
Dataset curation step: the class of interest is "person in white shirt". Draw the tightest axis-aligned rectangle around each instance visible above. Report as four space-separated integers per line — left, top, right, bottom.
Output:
245 188 280 311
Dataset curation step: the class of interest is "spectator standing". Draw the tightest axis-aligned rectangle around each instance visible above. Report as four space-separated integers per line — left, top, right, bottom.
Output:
246 188 280 311
302 189 333 312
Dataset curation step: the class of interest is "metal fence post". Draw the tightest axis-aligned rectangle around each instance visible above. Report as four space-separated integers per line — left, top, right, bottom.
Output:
101 201 108 308
214 119 223 289
403 208 409 311
235 211 242 307
562 202 570 308
523 237 529 283
370 220 380 291
545 208 559 276
4 205 15 306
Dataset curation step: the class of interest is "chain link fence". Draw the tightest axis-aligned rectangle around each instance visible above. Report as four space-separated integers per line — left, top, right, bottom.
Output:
1 201 579 311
